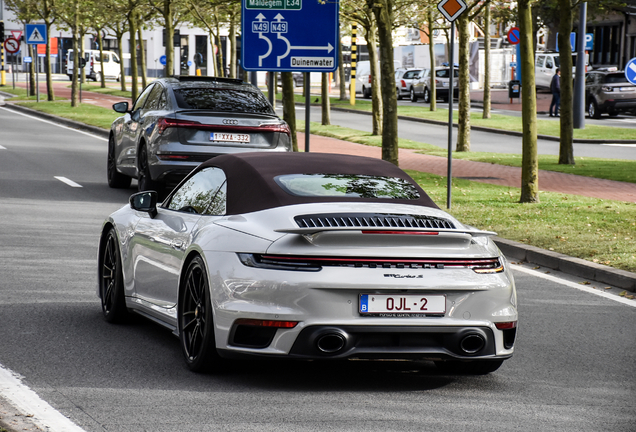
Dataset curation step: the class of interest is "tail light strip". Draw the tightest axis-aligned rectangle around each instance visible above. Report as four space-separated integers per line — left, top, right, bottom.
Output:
238 253 504 273
156 117 291 137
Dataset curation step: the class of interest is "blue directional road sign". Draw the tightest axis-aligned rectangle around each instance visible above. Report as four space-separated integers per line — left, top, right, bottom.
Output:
241 0 339 72
25 24 47 45
159 55 167 66
625 58 636 86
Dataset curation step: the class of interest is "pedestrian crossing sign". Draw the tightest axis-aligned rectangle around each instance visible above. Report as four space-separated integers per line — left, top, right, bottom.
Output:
25 24 47 45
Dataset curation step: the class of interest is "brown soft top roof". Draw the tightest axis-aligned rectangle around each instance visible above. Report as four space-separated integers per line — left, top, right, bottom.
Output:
195 152 440 214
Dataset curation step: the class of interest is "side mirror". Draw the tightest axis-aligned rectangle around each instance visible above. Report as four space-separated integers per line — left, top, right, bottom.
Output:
130 191 158 218
113 101 130 113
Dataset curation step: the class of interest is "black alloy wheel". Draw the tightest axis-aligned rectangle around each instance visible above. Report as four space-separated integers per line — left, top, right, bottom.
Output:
107 136 132 189
396 87 402 100
424 87 430 103
179 256 219 372
137 144 161 193
99 228 129 323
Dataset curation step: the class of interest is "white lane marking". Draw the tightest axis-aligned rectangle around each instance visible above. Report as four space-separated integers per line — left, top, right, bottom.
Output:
0 364 87 432
0 145 6 149
512 264 636 308
0 107 108 141
602 143 636 147
55 176 83 188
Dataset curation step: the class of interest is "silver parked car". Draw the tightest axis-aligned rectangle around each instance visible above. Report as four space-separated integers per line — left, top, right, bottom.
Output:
107 76 292 194
412 67 460 103
395 68 429 102
98 152 518 374
585 69 636 118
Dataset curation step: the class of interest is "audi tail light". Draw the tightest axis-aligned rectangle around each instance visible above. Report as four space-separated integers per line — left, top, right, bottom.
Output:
156 117 202 134
156 117 291 138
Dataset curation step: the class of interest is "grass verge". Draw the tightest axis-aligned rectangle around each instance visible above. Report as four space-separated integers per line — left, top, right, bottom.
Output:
408 171 636 273
15 101 120 129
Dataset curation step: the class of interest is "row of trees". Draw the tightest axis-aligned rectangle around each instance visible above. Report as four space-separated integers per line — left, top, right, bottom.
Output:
6 0 622 203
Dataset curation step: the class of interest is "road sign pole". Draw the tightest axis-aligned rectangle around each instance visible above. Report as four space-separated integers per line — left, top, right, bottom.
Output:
446 21 455 210
573 1 587 129
305 72 310 152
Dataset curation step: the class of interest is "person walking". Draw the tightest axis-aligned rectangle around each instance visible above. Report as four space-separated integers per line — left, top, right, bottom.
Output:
549 68 561 117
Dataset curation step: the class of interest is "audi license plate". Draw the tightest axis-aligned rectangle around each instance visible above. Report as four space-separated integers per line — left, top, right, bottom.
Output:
210 133 250 143
359 294 445 317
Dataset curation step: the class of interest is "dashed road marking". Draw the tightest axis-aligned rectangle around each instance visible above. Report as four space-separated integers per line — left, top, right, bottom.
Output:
0 145 6 149
54 176 83 188
602 143 636 147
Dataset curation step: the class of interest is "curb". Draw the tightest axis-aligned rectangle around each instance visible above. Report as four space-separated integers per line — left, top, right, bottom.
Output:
494 237 636 292
3 99 635 293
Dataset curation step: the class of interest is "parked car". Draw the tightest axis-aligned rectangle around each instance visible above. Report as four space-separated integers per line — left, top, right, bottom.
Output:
107 76 292 194
354 60 402 98
98 152 518 374
585 68 636 118
394 68 428 101
66 49 121 82
401 68 431 102
414 67 459 103
273 72 304 88
535 51 586 90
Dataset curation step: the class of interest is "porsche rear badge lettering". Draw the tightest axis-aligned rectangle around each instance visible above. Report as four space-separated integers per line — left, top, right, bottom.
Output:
384 274 424 279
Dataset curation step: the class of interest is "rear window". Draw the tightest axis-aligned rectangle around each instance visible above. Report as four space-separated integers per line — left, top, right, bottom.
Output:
436 69 459 78
274 174 421 199
604 74 629 84
173 88 274 114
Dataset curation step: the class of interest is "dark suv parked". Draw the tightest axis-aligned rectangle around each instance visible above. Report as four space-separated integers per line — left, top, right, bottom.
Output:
108 76 292 193
585 69 636 118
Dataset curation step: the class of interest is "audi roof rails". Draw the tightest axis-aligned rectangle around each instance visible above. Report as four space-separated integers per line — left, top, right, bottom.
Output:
172 76 244 85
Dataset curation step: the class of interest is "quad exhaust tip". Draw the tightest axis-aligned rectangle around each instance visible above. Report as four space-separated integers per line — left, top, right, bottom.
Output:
316 333 346 354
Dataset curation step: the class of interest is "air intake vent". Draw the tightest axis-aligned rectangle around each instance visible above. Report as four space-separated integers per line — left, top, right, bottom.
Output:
294 213 455 230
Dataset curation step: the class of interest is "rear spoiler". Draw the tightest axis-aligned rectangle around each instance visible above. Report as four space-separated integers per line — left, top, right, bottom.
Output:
274 227 497 237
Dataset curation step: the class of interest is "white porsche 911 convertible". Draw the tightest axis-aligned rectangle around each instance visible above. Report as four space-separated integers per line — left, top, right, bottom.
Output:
98 152 517 374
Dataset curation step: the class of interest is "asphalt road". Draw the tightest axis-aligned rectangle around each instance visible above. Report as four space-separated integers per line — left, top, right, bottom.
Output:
287 105 636 160
0 107 635 432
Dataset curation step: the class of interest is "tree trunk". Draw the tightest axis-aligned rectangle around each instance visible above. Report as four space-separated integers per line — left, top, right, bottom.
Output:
79 32 86 84
558 0 575 165
281 72 298 152
28 45 36 96
138 23 147 88
117 33 127 91
128 10 139 100
321 73 331 125
229 17 236 78
71 30 79 106
98 31 106 88
209 31 218 76
428 8 436 111
482 1 491 119
372 0 398 165
164 0 174 78
215 21 225 77
338 33 346 100
45 21 54 101
365 21 382 136
518 0 539 203
456 15 471 152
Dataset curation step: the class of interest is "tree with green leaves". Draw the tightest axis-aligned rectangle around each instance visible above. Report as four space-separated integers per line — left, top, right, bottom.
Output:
4 0 39 96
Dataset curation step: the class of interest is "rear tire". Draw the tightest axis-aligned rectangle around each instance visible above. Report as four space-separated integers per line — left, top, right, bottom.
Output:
396 88 402 100
423 87 430 103
362 86 371 99
107 135 132 189
179 256 220 372
434 359 504 375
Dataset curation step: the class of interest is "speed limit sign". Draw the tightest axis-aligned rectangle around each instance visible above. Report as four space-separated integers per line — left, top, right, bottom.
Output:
4 37 21 54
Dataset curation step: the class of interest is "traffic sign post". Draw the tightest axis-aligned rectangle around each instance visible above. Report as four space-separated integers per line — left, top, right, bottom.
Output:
4 37 20 54
437 0 466 210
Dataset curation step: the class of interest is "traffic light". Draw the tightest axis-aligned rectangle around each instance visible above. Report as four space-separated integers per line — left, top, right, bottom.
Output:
0 21 5 43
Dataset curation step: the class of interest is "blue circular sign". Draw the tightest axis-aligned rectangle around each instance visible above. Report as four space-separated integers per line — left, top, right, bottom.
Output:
159 55 167 66
187 60 192 67
625 58 636 86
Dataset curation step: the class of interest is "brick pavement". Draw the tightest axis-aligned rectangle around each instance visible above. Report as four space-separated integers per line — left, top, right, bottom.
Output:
11 80 636 203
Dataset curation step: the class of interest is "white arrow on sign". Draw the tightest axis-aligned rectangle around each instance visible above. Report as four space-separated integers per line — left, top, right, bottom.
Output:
274 14 334 67
254 13 273 67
